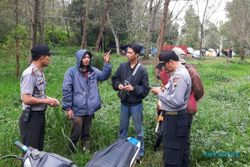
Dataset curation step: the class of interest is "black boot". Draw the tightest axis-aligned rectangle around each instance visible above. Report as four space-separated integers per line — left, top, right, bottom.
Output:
82 140 90 151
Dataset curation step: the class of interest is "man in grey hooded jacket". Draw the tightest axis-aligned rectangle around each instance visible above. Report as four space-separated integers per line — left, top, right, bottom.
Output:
62 49 111 152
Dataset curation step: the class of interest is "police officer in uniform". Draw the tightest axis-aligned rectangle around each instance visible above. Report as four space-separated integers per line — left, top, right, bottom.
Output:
151 50 191 167
19 44 59 151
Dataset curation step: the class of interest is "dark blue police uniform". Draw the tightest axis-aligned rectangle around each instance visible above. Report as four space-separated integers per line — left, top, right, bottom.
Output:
157 64 191 167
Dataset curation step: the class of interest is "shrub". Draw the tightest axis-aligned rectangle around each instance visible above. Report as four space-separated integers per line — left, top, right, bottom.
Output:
45 25 73 46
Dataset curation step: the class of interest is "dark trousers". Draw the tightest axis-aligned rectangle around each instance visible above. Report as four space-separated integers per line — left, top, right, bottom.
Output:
69 115 93 151
19 111 45 151
163 109 191 167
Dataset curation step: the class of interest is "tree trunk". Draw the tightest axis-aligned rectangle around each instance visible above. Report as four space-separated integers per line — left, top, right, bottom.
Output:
15 0 20 78
199 0 208 59
196 0 219 60
154 0 170 80
62 0 71 45
199 23 204 59
95 0 111 51
114 32 120 55
156 0 170 63
51 0 55 47
240 44 245 61
145 0 161 59
38 0 45 44
107 13 120 55
144 0 154 59
30 0 39 49
81 0 90 49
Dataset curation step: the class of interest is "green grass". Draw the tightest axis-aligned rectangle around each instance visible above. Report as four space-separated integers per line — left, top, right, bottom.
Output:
0 47 249 166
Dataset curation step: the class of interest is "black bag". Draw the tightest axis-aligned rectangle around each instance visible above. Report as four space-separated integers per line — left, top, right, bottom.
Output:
117 63 141 101
118 90 129 101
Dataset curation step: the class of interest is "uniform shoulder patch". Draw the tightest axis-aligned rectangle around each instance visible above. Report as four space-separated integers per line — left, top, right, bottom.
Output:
173 74 181 86
31 68 37 76
31 68 41 77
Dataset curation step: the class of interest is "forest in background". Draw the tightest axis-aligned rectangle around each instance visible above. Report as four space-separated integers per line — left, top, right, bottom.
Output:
0 0 250 77
0 0 250 166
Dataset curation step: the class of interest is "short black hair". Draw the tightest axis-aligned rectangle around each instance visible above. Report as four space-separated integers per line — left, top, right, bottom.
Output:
127 44 142 54
159 50 179 62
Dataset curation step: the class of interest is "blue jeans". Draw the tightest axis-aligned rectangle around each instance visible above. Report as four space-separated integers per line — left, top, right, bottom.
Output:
119 103 144 157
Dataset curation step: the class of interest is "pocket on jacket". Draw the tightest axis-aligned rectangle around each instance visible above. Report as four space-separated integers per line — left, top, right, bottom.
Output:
73 95 87 110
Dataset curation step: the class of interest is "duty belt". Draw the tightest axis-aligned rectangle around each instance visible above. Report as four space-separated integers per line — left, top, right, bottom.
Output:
22 109 45 113
161 109 186 116
165 111 178 115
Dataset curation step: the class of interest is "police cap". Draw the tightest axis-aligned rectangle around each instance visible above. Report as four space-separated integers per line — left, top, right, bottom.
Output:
31 44 52 59
159 50 179 62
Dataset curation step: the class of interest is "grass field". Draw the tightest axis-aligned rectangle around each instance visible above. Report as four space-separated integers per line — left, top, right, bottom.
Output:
0 47 249 167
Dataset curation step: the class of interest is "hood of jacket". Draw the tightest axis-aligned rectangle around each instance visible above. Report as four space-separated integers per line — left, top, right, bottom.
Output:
75 49 92 69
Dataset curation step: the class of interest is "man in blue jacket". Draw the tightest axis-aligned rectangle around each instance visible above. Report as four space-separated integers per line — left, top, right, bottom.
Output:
62 49 111 152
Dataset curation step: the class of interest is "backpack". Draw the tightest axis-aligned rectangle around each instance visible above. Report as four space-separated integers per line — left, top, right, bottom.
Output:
185 64 204 114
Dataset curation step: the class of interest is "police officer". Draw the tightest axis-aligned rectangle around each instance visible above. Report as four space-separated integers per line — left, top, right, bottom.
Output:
151 50 191 167
19 44 59 151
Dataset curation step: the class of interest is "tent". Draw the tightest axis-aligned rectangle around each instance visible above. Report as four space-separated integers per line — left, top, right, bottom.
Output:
172 47 186 57
206 49 217 57
192 50 201 58
187 47 194 54
162 45 188 54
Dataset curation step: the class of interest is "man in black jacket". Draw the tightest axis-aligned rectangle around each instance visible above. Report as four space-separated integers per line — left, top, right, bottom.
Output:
112 44 149 163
